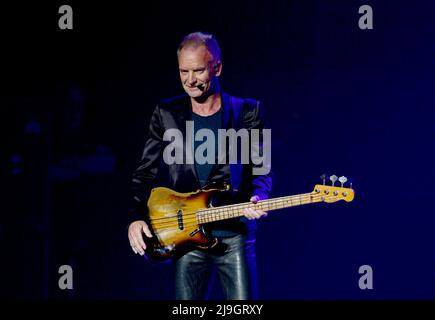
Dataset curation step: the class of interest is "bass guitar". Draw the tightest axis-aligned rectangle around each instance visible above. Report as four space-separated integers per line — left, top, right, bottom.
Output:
144 175 354 261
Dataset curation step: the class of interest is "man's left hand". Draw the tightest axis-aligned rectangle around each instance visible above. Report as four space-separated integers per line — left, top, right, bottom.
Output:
243 195 268 220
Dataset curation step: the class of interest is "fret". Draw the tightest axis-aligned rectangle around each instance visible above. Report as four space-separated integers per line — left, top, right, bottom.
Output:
196 193 319 223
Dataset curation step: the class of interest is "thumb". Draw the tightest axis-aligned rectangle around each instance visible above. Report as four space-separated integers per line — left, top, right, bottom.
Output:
142 223 153 238
250 195 260 204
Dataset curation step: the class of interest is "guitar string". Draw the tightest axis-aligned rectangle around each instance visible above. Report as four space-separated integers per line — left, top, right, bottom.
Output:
150 194 341 231
149 193 314 225
146 192 318 220
149 193 343 229
148 192 320 222
149 193 342 228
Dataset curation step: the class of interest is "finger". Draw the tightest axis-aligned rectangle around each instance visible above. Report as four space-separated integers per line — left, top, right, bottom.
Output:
129 229 144 255
131 244 138 254
142 223 153 238
135 229 147 253
249 208 264 219
251 210 262 219
244 208 256 220
128 232 136 250
129 234 141 254
129 236 138 254
129 226 144 255
129 240 139 254
242 208 251 219
256 210 267 218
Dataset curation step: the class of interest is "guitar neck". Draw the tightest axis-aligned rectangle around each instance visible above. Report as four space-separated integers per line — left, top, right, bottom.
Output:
196 192 322 224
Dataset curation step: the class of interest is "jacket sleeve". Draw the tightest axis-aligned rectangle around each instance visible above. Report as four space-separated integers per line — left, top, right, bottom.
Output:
128 105 164 224
242 99 273 200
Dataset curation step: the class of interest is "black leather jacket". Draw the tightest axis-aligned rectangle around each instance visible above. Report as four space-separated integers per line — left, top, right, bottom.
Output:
129 92 272 226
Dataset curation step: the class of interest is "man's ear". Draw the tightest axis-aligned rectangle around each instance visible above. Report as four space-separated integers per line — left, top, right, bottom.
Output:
214 61 222 77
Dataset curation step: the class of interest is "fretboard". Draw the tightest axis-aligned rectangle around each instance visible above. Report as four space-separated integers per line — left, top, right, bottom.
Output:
196 192 322 224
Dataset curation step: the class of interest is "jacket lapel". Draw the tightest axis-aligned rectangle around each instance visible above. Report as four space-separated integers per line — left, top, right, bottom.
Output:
169 95 200 185
221 92 233 130
207 92 243 193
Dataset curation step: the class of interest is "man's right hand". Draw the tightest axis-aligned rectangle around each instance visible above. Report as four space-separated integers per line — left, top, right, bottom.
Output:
128 220 153 256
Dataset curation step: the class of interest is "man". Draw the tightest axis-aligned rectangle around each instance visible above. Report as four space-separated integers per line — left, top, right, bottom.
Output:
127 32 272 300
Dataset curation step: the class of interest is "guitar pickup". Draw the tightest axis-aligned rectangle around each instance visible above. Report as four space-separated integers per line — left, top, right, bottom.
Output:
177 209 184 230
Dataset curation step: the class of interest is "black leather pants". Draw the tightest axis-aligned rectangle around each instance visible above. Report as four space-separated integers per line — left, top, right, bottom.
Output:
174 233 257 300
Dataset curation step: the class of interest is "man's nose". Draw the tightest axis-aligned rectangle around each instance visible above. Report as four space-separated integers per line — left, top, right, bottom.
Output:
187 72 196 85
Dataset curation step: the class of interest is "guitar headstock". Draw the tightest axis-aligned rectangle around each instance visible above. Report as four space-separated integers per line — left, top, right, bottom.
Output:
312 174 355 203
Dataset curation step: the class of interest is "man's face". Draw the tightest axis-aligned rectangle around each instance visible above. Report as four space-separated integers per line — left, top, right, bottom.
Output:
178 45 221 98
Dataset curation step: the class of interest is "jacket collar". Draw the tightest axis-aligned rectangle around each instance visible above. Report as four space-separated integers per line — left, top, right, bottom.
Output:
179 91 232 123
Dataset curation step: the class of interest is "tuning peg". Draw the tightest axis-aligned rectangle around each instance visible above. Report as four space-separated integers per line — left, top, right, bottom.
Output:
329 175 338 186
320 174 327 185
338 176 347 187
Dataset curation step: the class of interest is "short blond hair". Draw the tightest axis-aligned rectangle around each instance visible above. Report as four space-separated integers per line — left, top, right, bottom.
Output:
177 32 221 63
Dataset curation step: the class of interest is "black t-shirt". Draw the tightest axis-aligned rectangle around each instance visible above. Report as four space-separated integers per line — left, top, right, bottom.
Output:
191 108 223 187
191 107 250 238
